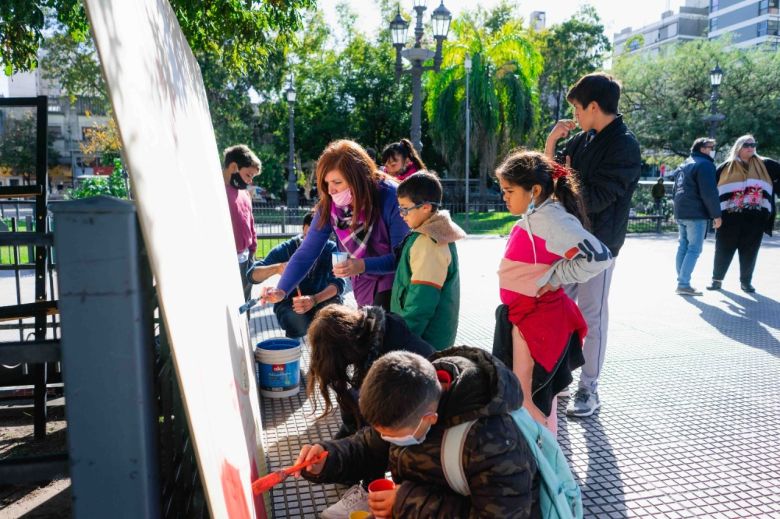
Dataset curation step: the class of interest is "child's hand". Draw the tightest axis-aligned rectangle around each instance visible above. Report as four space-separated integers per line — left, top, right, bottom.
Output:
293 444 326 477
536 283 555 297
292 295 315 314
260 286 286 304
333 258 365 278
367 486 397 519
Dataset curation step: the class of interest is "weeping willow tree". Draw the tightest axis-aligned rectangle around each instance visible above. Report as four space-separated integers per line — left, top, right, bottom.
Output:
425 15 542 206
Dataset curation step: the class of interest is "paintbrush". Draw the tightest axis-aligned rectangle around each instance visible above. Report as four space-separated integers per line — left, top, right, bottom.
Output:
252 451 328 494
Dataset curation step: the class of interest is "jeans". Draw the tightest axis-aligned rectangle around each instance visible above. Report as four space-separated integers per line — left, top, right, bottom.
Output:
564 262 616 394
675 219 708 288
274 295 341 338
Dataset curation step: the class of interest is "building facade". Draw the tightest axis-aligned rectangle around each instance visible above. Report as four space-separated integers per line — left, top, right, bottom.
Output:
709 0 780 48
0 65 109 190
614 0 710 56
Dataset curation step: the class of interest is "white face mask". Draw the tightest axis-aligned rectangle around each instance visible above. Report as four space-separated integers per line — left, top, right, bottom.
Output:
709 150 716 159
380 415 432 447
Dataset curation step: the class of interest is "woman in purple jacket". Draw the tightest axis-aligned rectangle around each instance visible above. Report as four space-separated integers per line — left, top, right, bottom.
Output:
261 140 409 309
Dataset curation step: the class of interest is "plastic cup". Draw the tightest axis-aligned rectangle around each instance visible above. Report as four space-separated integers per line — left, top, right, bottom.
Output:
368 478 395 493
349 512 371 519
332 251 349 266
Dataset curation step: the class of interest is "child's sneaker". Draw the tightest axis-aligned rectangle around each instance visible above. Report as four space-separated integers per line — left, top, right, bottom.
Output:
566 389 601 417
320 484 369 519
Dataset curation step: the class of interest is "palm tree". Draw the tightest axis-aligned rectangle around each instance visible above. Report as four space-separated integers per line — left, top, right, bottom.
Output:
425 17 542 208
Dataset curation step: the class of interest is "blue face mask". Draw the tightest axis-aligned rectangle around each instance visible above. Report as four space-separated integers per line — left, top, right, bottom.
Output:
380 414 433 447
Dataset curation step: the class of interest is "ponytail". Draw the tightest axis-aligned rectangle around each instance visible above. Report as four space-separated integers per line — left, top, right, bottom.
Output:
400 138 427 170
553 172 590 228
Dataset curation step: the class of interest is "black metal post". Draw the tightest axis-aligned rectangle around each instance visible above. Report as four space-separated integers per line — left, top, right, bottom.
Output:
33 95 49 440
709 84 720 139
286 100 299 208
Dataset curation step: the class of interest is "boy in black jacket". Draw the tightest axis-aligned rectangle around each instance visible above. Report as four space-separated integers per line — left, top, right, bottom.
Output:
544 73 641 417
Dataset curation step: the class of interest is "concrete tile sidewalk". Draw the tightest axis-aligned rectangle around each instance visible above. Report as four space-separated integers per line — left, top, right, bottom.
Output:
251 233 780 518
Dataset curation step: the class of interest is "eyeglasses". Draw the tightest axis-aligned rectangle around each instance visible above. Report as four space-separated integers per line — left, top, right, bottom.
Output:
398 202 437 216
742 142 757 149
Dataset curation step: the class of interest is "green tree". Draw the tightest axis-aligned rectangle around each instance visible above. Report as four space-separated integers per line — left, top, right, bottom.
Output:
1 0 314 76
0 112 60 184
536 6 611 127
425 9 542 206
613 39 780 159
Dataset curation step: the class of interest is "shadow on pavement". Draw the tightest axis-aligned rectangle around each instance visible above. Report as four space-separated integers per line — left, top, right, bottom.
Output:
558 408 627 518
681 290 780 357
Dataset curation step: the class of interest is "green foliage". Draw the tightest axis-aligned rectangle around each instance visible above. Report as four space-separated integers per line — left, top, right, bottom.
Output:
1 0 313 76
67 158 129 200
535 6 611 132
39 28 106 108
425 6 542 205
614 39 780 159
0 112 61 183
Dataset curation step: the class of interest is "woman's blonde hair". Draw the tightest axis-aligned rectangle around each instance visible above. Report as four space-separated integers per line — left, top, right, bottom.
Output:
726 134 764 163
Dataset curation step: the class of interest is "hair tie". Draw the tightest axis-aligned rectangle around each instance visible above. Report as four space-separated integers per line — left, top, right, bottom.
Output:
551 162 570 180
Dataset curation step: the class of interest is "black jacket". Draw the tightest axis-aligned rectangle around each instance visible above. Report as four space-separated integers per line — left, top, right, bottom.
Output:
672 151 721 220
561 115 641 257
305 347 540 518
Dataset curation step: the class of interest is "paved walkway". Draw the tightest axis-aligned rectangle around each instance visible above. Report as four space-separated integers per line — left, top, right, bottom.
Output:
250 233 780 518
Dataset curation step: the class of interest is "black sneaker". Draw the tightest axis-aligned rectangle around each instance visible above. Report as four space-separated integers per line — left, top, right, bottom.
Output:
706 280 722 291
741 283 756 293
676 286 703 296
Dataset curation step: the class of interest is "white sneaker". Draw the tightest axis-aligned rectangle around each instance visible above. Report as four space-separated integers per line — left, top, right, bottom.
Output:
320 484 370 519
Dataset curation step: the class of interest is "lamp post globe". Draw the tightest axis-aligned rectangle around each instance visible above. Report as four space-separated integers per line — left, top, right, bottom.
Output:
707 63 725 140
389 1 451 154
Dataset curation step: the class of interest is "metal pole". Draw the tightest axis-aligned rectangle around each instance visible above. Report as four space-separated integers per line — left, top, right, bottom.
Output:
465 59 470 234
286 101 299 208
409 6 426 153
410 63 424 153
709 84 719 139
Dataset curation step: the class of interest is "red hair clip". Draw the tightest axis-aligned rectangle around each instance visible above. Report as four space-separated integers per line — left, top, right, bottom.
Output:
551 162 570 180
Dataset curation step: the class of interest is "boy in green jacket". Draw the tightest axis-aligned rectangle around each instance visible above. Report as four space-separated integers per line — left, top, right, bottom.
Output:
392 172 466 350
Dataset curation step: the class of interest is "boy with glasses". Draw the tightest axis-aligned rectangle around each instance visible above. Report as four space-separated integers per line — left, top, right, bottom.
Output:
391 172 466 350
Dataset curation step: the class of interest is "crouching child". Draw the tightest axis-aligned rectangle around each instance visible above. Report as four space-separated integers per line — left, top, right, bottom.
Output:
294 348 541 519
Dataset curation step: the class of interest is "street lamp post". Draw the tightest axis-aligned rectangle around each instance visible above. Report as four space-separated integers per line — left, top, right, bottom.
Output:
464 53 471 233
284 74 299 208
706 63 725 140
390 1 452 153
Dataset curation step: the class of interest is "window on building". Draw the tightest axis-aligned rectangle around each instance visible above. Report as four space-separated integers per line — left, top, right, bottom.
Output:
710 18 718 32
758 20 768 36
48 125 63 140
668 23 678 37
769 20 780 35
711 0 719 11
770 0 779 14
759 0 769 15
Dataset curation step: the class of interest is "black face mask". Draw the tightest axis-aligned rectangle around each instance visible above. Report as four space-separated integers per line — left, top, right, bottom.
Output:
230 172 249 190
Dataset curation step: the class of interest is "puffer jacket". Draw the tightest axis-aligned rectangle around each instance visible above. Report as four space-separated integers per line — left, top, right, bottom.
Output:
304 346 540 518
391 210 466 351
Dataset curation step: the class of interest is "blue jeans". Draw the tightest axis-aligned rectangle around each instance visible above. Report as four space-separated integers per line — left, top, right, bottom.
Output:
676 219 708 288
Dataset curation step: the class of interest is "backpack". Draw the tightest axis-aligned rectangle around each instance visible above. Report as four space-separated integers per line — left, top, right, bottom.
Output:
441 407 583 519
